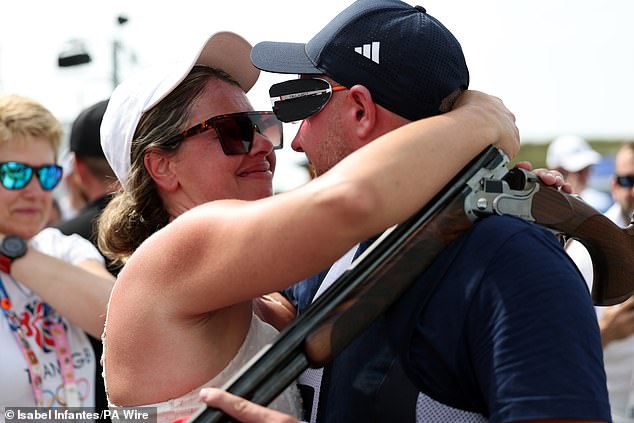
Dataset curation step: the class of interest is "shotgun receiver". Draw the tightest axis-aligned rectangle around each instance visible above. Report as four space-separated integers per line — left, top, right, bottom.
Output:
464 163 634 306
189 146 634 423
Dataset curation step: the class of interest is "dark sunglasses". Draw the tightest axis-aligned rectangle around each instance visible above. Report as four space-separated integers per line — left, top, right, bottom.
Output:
166 111 283 155
0 162 63 191
269 78 347 123
616 175 634 188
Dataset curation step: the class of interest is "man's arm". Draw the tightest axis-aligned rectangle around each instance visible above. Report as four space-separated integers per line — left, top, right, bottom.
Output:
598 296 634 347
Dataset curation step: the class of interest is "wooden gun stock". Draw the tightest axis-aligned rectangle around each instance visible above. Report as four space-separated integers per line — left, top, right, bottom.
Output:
531 185 634 306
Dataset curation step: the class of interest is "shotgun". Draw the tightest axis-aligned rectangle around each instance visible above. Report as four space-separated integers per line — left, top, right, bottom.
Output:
189 146 634 423
463 162 634 306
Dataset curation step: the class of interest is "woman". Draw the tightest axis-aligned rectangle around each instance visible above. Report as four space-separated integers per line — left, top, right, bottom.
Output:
98 32 521 420
0 95 114 408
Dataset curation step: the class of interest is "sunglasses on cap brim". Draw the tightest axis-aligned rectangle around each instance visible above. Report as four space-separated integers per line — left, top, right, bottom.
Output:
269 78 347 123
616 175 634 188
166 111 283 155
0 162 63 191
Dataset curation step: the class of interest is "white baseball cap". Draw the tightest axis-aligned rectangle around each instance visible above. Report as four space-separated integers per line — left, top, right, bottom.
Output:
546 134 602 173
100 31 259 190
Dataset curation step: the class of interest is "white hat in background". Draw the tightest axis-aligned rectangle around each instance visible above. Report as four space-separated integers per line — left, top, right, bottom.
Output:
546 134 602 172
100 31 259 190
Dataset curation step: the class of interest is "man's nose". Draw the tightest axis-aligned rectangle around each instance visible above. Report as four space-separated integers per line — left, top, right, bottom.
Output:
291 136 305 153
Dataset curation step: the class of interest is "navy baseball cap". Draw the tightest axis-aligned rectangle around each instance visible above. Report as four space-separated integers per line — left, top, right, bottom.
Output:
70 99 109 158
251 0 469 121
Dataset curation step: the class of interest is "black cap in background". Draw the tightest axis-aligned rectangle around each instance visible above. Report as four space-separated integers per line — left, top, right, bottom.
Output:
70 99 109 158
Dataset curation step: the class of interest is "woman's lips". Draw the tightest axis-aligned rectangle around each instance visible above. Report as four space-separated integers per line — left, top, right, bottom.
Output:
238 162 272 178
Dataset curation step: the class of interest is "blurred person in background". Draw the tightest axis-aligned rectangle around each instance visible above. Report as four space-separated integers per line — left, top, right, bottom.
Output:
46 198 62 226
606 142 634 226
56 152 88 221
54 99 120 421
0 95 114 411
567 141 634 423
546 134 613 211
55 99 121 274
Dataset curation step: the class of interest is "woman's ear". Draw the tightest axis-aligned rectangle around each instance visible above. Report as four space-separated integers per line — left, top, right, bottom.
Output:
143 148 179 191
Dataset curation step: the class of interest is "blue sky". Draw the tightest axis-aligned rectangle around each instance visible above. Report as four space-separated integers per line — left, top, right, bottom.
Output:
1 0 632 189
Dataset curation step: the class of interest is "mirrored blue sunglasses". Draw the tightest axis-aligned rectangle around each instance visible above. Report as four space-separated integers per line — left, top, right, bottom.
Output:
0 161 63 191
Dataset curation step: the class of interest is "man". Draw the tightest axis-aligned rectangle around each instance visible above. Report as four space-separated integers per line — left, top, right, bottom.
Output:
205 1 610 421
606 142 634 227
546 134 613 212
55 99 121 274
600 142 634 423
54 99 119 421
568 142 634 422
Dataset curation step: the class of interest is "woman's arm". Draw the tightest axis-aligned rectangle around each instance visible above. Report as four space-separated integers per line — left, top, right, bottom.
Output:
126 90 519 316
11 250 114 338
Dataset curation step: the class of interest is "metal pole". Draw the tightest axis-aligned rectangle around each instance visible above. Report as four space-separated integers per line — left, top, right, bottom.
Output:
112 16 128 90
112 39 120 89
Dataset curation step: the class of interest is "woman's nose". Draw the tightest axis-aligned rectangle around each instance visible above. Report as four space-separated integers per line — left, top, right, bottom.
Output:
249 131 275 156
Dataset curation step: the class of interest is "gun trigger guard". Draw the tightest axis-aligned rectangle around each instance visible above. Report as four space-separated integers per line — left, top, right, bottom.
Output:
464 167 539 222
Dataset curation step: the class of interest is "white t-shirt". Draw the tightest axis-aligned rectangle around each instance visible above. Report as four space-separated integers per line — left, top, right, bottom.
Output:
0 228 103 414
579 187 613 213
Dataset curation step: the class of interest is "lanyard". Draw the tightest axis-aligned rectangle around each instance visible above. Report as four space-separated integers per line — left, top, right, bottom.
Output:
0 276 81 407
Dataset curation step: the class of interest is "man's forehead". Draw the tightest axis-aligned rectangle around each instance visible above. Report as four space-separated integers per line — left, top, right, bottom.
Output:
614 161 634 175
616 149 634 172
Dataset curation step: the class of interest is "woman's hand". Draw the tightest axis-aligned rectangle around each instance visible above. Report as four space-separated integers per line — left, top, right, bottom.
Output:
452 90 520 161
199 388 297 423
253 293 296 331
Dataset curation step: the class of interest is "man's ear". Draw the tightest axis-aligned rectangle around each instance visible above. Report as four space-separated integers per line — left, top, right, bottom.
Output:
143 148 179 191
347 85 377 143
73 157 91 184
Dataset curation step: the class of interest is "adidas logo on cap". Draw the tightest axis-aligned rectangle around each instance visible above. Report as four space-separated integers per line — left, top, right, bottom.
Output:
354 41 380 64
